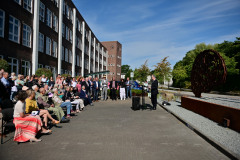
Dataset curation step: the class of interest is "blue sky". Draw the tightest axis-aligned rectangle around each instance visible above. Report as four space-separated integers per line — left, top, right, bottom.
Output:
72 0 240 70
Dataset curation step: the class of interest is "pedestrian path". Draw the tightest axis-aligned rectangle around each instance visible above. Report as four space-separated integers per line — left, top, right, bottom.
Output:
0 98 230 160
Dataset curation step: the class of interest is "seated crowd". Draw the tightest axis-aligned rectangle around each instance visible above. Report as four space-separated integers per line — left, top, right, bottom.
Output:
0 70 108 143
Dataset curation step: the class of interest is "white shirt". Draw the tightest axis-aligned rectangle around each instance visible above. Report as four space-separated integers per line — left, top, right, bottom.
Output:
72 81 77 88
41 78 46 82
13 101 25 117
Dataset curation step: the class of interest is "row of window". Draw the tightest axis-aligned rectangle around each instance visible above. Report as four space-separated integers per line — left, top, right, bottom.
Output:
38 32 58 58
14 0 32 13
62 23 72 43
63 0 73 22
61 46 72 63
11 0 106 53
0 10 32 47
39 1 58 32
61 69 72 75
0 56 30 76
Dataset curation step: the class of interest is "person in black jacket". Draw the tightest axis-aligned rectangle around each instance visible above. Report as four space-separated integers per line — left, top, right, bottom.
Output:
109 77 118 100
151 75 158 110
119 79 126 100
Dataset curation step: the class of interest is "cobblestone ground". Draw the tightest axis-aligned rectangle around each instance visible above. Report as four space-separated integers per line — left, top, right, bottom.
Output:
0 98 230 160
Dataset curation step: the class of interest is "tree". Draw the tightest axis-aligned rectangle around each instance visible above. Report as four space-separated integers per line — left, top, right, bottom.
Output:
172 38 240 91
134 60 150 83
153 57 171 84
121 65 130 73
0 58 9 71
121 64 132 79
172 61 188 88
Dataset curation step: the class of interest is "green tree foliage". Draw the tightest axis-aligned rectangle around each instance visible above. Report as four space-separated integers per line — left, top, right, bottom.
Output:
172 38 240 91
0 58 9 71
134 60 150 83
36 68 53 78
153 57 171 84
121 64 133 79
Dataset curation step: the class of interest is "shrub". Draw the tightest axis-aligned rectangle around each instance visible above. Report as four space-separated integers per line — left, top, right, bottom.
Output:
35 68 53 78
0 58 9 71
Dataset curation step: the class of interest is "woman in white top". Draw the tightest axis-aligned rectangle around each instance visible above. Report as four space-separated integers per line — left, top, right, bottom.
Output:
13 91 44 142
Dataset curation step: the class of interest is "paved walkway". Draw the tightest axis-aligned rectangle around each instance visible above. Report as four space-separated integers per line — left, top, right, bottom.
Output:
0 98 230 160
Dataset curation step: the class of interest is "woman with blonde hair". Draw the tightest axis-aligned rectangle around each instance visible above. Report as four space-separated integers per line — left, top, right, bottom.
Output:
25 89 59 130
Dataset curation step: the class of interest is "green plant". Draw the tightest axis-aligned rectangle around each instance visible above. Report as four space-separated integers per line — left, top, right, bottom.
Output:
0 58 9 71
132 89 144 96
35 68 53 78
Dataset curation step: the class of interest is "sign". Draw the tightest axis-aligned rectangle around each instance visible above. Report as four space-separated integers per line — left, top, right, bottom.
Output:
130 72 134 78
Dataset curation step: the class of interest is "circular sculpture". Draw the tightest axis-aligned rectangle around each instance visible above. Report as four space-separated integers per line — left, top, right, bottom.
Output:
191 49 227 97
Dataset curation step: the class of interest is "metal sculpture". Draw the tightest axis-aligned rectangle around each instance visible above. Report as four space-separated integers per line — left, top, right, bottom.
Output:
191 49 227 97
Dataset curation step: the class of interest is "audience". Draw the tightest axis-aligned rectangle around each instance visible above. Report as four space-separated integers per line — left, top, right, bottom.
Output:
25 89 59 129
0 70 131 143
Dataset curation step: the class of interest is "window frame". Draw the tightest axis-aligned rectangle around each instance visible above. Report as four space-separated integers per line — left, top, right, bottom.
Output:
8 57 19 75
38 64 43 69
46 8 52 28
9 15 20 44
21 60 30 76
69 29 72 43
69 50 72 63
39 1 45 22
38 32 44 53
22 23 32 48
52 40 58 58
53 14 58 32
65 48 68 62
23 0 33 13
0 9 5 38
65 26 69 40
46 36 51 55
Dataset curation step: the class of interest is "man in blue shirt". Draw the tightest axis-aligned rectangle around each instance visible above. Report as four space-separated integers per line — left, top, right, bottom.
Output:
1 72 10 98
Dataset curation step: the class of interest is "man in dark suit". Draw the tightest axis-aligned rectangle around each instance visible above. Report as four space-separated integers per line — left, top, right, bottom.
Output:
151 75 158 110
81 77 90 95
79 85 93 106
109 77 118 100
93 77 100 102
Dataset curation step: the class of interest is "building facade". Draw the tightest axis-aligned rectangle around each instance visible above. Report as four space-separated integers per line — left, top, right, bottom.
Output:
101 41 122 81
0 0 108 78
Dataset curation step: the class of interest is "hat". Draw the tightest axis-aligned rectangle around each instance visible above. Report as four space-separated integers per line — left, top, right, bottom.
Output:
22 86 29 91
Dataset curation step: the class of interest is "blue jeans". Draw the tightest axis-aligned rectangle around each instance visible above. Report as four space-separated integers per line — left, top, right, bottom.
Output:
60 102 72 115
93 89 99 101
126 87 132 98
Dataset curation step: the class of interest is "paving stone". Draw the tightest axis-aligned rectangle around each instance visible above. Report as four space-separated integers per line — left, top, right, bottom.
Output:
0 98 230 160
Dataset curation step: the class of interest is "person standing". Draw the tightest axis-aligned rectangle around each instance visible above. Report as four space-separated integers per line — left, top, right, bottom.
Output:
125 77 132 99
101 76 108 101
110 77 118 101
151 75 158 110
119 79 126 100
1 72 11 98
93 77 100 102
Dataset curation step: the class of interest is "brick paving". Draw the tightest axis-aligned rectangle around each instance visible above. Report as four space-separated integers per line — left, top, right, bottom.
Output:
0 98 230 160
